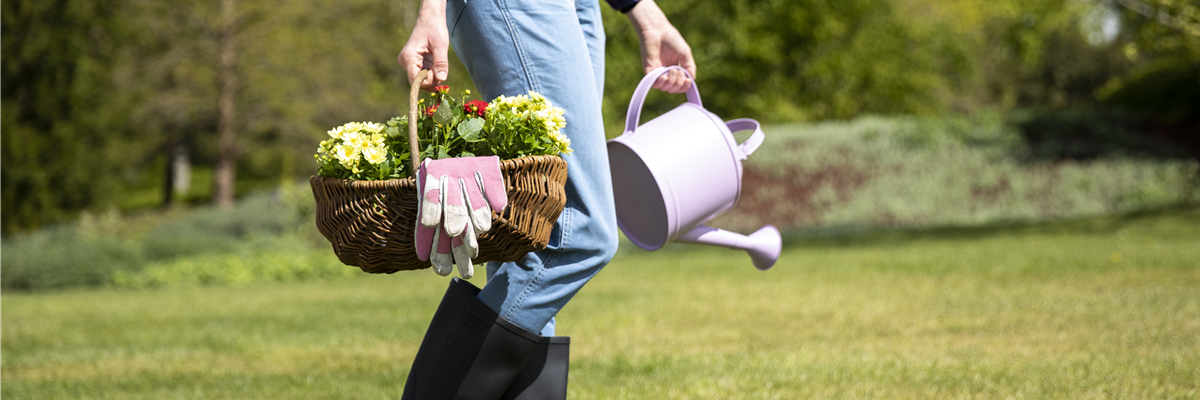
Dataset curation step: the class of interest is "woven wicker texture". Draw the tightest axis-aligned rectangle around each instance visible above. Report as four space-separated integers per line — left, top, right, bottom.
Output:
310 155 568 274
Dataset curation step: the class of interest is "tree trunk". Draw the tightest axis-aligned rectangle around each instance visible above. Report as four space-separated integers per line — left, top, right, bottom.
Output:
213 0 238 208
162 146 174 208
172 141 191 196
162 141 192 208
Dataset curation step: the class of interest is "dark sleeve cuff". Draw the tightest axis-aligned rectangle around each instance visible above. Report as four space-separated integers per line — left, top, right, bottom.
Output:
605 0 640 13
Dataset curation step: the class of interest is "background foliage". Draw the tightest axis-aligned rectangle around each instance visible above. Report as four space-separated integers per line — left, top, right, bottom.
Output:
3 0 1197 234
710 116 1198 234
2 0 475 232
4 116 1195 291
598 0 1197 127
0 188 341 291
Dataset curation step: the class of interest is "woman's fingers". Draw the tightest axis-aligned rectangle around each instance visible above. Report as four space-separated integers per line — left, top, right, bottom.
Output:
398 3 450 91
652 67 692 94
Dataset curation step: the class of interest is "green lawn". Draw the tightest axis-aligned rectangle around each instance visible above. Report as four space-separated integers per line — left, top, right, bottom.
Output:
4 208 1199 399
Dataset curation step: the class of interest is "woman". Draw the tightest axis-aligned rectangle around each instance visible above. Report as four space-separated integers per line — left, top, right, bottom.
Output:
397 0 695 398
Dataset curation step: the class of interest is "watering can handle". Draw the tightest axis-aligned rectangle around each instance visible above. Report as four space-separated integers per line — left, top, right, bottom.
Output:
726 118 765 159
624 66 702 133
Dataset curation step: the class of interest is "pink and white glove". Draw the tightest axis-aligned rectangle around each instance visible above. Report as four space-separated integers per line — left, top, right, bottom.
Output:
414 156 507 278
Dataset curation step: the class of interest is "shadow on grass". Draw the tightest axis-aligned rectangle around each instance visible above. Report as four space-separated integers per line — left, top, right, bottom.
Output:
776 203 1200 249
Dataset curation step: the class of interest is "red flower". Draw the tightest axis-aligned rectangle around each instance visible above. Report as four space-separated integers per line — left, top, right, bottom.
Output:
463 100 489 118
434 85 449 94
423 103 438 117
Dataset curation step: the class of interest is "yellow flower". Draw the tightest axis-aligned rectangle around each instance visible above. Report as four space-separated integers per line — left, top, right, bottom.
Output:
369 133 386 146
551 131 573 155
364 122 385 134
498 94 529 109
362 144 387 165
551 107 566 130
529 91 544 101
328 125 346 140
335 143 360 170
342 131 368 149
532 109 555 130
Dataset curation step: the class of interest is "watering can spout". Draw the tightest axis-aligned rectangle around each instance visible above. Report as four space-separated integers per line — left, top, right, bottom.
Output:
676 225 782 270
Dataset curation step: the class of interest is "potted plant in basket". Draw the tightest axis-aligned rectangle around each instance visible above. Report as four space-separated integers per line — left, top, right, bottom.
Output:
309 83 572 275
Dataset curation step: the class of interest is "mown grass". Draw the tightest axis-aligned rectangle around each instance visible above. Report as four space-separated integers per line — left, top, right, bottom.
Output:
3 207 1198 399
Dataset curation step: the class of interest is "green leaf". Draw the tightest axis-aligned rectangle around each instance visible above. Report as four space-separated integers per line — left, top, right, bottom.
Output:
458 118 485 142
461 151 475 158
437 146 449 160
433 99 453 125
380 158 393 177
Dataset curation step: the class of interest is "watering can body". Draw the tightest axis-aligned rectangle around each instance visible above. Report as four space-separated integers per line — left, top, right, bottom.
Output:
607 66 781 270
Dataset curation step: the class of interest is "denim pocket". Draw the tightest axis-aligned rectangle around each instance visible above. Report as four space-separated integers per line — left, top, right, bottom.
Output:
446 0 468 38
548 219 563 249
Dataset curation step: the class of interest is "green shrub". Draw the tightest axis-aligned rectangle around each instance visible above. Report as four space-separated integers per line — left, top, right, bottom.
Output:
1011 106 1195 161
1 226 144 290
712 115 1199 233
2 191 323 291
112 235 356 289
139 193 300 261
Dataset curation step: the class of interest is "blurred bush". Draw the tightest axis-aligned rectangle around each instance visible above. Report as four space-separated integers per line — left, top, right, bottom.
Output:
599 0 1144 133
712 115 1199 233
1098 59 1200 122
2 0 466 234
112 236 354 289
5 0 1194 234
1012 106 1196 161
0 190 349 291
1 225 144 290
140 194 295 261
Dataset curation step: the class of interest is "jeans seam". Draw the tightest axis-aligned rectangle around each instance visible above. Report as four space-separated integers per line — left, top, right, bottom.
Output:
493 0 540 93
448 0 467 37
496 0 553 326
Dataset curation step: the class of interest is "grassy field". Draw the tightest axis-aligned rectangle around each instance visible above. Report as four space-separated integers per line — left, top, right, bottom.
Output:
3 207 1198 399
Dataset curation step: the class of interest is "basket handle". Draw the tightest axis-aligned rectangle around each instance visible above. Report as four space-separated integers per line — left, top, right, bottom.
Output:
407 69 430 175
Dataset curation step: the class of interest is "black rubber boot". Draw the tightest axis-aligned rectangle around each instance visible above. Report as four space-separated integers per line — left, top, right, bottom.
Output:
498 336 570 400
401 278 541 400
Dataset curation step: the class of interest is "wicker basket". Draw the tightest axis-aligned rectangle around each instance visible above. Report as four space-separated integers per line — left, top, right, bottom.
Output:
309 70 569 274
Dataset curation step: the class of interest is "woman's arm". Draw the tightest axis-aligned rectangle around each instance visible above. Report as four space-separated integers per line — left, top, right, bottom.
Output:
398 0 696 93
398 0 449 90
626 0 696 93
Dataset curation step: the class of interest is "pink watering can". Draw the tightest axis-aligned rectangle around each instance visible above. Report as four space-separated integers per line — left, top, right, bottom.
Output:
607 66 782 270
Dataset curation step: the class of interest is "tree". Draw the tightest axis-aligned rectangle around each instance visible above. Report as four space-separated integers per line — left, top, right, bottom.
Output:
125 0 442 208
597 0 1121 128
1099 0 1200 120
2 0 444 232
600 0 980 127
1 0 153 234
214 0 240 208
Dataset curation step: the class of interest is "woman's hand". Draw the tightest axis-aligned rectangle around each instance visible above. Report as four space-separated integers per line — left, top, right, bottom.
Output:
627 0 696 93
398 0 450 91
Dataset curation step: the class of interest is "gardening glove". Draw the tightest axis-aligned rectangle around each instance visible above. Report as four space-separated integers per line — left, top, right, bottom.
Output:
414 156 508 278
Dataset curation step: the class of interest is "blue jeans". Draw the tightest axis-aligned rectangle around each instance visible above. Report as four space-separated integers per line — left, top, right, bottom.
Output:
447 0 618 336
